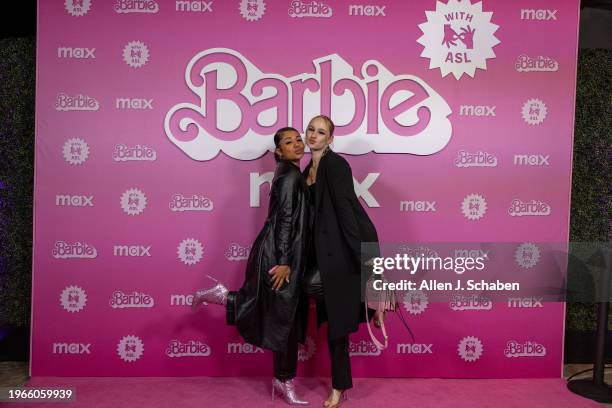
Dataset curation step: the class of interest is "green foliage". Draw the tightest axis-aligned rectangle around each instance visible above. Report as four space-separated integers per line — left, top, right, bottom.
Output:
570 49 611 243
0 37 35 327
566 49 612 331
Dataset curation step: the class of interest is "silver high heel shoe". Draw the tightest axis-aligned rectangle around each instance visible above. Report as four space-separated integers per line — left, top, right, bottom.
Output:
191 275 228 310
271 378 309 405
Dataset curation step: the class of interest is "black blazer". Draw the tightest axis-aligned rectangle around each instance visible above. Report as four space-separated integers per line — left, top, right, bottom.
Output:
303 150 378 339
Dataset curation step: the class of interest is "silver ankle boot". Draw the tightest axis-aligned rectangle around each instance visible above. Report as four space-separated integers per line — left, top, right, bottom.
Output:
271 378 309 405
191 276 228 310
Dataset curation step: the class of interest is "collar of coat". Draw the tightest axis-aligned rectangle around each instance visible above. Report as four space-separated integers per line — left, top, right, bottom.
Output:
303 150 339 211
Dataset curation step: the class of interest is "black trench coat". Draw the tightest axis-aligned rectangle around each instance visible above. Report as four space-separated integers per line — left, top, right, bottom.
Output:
231 160 309 352
303 150 379 340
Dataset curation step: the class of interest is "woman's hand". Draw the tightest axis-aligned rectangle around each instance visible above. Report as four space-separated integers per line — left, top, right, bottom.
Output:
373 310 386 328
270 265 291 290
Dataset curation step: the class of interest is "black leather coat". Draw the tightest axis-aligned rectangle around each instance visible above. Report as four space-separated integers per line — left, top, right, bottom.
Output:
232 161 309 352
303 151 379 340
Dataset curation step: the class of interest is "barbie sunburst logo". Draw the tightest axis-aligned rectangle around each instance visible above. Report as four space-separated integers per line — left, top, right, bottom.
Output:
65 0 92 16
515 243 540 269
298 336 316 361
117 335 144 362
177 238 204 265
63 138 89 165
165 48 452 161
458 336 483 362
120 188 147 215
60 286 87 313
403 290 429 315
418 0 500 79
123 41 149 68
240 0 265 21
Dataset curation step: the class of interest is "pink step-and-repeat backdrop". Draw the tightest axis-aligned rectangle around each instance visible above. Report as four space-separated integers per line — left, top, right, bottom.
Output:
32 0 580 377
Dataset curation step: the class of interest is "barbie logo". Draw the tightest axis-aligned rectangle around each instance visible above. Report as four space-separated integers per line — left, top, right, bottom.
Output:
289 1 332 18
349 340 381 356
169 194 213 212
52 241 97 259
396 245 439 259
508 199 551 217
166 340 211 357
504 340 546 358
113 144 157 161
55 93 99 111
114 0 159 13
225 243 250 261
165 48 451 161
454 150 497 168
450 294 492 311
109 291 154 308
515 54 559 72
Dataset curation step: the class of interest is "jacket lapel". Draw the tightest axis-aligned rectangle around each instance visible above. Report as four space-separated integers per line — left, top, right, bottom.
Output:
304 153 329 212
315 154 327 212
302 161 312 179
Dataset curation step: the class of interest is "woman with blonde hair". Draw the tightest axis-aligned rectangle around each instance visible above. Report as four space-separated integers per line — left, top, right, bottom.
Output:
302 115 381 407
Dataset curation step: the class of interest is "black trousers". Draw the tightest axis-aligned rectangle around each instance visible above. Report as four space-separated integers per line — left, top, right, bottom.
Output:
304 267 353 390
327 332 352 390
272 316 299 381
228 290 301 381
272 315 352 389
228 285 352 388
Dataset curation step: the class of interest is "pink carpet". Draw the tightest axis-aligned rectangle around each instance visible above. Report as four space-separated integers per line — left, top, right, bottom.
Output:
3 377 602 407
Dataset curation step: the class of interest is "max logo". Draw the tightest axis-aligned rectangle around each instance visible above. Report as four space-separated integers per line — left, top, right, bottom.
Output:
250 172 379 208
53 343 91 354
521 9 557 21
57 47 96 59
165 48 451 161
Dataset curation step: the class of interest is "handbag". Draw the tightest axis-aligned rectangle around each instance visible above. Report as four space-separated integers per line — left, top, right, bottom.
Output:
364 272 415 350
